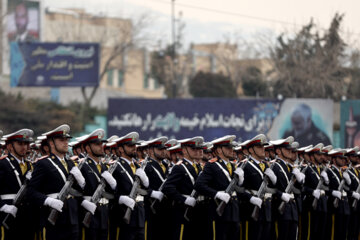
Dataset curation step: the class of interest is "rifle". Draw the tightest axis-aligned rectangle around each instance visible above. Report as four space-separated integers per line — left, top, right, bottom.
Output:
2 179 29 229
352 182 360 209
150 180 166 214
312 163 330 210
333 168 349 208
123 155 149 224
251 161 276 221
216 160 248 217
48 155 88 225
278 160 306 214
82 158 117 228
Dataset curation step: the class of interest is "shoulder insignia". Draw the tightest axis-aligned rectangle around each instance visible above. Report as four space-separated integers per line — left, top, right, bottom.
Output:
176 160 183 165
10 157 15 161
88 160 92 164
209 158 218 163
185 162 188 165
121 160 125 164
51 156 55 159
149 160 152 162
35 155 48 162
0 155 8 160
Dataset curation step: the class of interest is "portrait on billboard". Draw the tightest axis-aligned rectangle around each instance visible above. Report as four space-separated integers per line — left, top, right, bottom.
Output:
340 100 360 148
7 0 40 42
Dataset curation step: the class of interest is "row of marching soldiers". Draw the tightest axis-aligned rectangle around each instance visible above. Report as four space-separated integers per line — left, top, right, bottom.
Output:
0 125 359 240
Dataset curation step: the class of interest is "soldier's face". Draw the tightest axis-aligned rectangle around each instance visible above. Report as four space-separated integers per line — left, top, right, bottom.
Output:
253 145 265 159
222 146 235 159
335 156 346 167
53 137 69 154
122 144 136 158
314 153 323 164
154 148 166 160
89 142 104 156
10 141 29 158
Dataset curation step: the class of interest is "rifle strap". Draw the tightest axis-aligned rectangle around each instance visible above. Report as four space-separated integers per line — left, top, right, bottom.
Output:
86 161 101 182
181 164 195 185
152 166 165 183
215 162 231 182
310 166 320 180
48 158 67 183
349 167 360 184
328 168 340 185
274 161 289 184
117 162 134 184
248 159 264 179
5 157 22 188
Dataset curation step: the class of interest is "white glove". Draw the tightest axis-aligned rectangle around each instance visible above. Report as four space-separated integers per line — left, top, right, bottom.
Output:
234 168 244 185
250 196 263 208
0 204 18 217
312 189 321 199
25 171 32 180
292 168 300 175
215 192 231 203
343 172 351 185
264 168 277 185
332 190 342 199
320 171 329 184
119 196 135 210
101 171 117 190
70 166 85 189
281 193 291 203
292 169 305 183
352 192 360 200
81 200 97 215
150 190 164 201
184 197 196 207
44 197 64 212
135 168 149 188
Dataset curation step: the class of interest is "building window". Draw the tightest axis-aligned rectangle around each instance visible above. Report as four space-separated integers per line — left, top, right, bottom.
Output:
118 70 124 87
107 69 113 86
143 73 149 89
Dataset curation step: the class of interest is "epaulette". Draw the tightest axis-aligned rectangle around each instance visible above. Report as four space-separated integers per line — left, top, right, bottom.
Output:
0 155 8 160
176 160 183 165
209 158 218 163
70 156 79 162
35 155 48 161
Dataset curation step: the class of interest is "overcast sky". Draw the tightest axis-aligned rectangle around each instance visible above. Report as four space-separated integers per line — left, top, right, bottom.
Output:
44 0 360 49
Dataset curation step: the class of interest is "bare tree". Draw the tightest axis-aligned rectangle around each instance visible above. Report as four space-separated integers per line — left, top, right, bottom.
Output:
269 13 348 99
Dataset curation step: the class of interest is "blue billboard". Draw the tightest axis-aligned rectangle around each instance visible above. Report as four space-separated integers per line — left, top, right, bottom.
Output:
108 98 281 142
107 98 333 145
10 42 99 87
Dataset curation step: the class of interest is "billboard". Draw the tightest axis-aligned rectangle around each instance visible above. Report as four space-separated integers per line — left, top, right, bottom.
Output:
107 98 333 146
10 42 100 87
7 0 40 43
340 100 360 148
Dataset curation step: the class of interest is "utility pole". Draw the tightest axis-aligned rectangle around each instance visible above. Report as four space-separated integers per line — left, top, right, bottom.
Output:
171 0 177 98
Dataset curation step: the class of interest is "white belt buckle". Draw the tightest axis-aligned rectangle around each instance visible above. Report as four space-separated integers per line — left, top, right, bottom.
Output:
99 198 109 205
264 193 272 199
231 192 237 197
135 195 144 202
342 191 347 197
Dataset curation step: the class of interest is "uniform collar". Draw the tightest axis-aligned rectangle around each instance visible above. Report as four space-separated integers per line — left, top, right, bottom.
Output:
249 155 260 165
121 156 134 166
276 156 287 165
183 158 194 165
9 153 24 165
